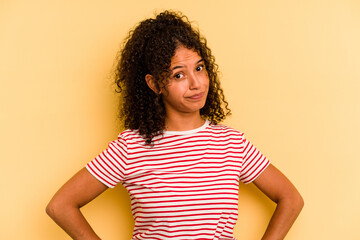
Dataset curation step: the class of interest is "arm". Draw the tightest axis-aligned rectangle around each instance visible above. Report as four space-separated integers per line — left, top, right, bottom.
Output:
253 164 304 240
46 168 108 240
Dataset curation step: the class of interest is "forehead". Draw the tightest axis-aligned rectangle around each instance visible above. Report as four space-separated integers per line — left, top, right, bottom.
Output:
170 46 201 65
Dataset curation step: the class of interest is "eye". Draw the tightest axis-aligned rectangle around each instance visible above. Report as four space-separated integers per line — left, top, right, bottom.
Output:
173 73 184 79
196 65 204 71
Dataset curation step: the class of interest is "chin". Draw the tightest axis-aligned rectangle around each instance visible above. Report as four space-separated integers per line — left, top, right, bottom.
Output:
187 103 206 113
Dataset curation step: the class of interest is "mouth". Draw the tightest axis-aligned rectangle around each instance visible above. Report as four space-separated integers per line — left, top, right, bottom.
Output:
187 92 204 100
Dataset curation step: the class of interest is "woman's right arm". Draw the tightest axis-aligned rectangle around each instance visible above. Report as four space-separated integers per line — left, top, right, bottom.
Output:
46 167 108 240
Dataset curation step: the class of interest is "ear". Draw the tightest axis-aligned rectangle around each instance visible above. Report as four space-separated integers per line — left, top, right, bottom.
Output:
145 74 161 94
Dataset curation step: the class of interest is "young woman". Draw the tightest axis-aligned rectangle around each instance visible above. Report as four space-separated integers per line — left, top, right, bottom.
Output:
46 11 303 240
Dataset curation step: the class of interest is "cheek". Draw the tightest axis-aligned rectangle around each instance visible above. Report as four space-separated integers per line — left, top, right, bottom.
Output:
162 84 184 101
201 72 210 83
203 76 210 89
169 82 187 95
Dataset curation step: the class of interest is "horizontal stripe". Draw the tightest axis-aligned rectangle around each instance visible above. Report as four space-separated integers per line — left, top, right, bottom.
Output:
86 121 269 239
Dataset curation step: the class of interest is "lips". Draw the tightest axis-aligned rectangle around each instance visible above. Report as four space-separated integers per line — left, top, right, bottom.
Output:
187 92 204 100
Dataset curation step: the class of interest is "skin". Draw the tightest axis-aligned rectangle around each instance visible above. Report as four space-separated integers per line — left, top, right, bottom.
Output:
254 164 304 240
145 45 209 131
46 168 106 240
46 45 303 240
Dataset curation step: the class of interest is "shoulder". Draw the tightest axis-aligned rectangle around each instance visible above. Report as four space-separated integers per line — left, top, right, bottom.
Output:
110 129 147 149
207 122 244 136
205 122 246 143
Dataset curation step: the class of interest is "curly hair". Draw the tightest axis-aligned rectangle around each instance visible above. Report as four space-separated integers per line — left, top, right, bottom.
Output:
115 10 230 145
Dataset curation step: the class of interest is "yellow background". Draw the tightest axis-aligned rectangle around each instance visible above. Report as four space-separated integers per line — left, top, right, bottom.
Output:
1 0 359 239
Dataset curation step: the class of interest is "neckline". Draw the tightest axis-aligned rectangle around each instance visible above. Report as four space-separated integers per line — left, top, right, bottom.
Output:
163 120 210 135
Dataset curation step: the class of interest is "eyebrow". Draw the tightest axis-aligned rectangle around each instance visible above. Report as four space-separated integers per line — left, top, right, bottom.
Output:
171 59 204 71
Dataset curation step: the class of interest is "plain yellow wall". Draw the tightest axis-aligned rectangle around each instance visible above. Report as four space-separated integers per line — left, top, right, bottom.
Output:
1 0 359 239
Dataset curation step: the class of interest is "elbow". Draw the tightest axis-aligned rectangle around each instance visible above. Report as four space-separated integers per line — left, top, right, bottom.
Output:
297 193 304 212
46 198 67 220
290 191 304 215
46 196 80 221
46 200 58 219
278 190 304 215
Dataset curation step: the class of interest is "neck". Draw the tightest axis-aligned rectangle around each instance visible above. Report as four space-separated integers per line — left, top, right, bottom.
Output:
165 112 205 131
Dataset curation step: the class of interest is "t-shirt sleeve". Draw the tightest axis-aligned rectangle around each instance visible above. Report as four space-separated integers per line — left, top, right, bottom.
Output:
239 135 270 184
86 136 128 188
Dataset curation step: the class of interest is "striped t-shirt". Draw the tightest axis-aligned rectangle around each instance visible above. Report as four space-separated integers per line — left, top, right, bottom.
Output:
86 120 270 240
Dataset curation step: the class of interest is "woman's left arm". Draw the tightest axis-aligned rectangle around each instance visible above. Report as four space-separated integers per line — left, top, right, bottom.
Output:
253 164 304 240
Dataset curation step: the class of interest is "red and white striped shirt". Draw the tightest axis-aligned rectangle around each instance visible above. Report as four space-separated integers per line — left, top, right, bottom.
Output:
86 120 270 239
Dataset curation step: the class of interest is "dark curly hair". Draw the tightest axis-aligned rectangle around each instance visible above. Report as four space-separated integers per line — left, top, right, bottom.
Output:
115 10 230 145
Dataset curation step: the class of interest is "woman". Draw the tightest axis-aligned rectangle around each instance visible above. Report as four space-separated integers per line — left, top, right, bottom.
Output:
46 10 303 240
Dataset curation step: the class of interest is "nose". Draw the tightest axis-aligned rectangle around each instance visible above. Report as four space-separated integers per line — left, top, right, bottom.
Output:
189 72 200 89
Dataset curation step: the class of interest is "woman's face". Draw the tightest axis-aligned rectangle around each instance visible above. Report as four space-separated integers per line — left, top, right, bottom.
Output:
160 45 209 118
